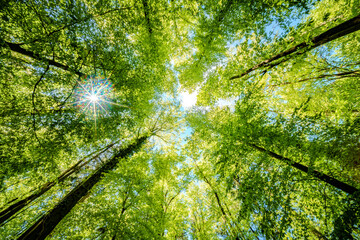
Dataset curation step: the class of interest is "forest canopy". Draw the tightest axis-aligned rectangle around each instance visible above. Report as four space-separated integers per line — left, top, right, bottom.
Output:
0 0 359 239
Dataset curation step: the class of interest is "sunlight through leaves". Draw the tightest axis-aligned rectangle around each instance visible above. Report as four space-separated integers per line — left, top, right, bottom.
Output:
73 74 114 119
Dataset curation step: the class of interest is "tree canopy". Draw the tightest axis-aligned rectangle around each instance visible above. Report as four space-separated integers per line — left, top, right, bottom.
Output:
0 0 359 239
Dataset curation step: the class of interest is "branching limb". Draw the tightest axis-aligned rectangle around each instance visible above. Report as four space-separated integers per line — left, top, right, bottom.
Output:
32 64 50 146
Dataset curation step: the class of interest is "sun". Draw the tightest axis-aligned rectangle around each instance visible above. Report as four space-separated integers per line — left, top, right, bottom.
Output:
73 75 113 119
70 74 132 136
87 94 99 103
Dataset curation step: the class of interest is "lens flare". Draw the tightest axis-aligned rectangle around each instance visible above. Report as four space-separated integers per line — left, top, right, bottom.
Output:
87 94 99 103
73 74 113 119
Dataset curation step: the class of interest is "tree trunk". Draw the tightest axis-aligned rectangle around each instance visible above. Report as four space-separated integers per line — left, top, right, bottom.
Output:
311 226 329 240
230 15 360 80
248 143 359 195
17 136 147 240
142 0 153 35
0 142 117 226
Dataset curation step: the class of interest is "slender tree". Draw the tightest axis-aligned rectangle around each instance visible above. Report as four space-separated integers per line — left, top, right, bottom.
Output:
18 136 148 240
0 141 117 225
3 41 84 76
248 143 359 195
270 70 360 87
196 164 245 239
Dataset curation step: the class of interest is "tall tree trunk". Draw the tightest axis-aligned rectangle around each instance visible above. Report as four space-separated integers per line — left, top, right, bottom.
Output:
3 7 133 77
0 142 117 226
248 143 359 195
141 0 153 35
17 136 147 240
230 15 360 80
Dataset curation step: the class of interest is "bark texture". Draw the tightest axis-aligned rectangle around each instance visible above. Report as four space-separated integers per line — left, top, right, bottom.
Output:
0 142 116 225
18 136 147 240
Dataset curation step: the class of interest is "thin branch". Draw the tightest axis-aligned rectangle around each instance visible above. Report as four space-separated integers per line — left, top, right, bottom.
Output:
17 6 134 46
271 70 360 87
27 1 49 35
56 49 91 111
195 163 245 240
32 64 50 146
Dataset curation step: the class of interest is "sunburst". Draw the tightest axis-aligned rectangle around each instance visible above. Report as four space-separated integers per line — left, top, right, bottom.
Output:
74 75 113 118
68 74 132 137
68 74 115 137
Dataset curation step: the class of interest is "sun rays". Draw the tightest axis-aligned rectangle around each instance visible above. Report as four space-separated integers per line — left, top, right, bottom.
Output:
73 75 113 119
61 74 134 137
64 74 115 137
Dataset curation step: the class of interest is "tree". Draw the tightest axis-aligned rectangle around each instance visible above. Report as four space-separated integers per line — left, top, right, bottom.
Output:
18 135 147 240
186 85 359 238
1 0 359 239
0 140 118 225
229 14 360 80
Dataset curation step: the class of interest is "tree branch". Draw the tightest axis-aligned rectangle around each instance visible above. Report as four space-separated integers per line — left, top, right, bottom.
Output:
32 64 50 146
230 15 360 80
4 41 83 76
270 70 360 87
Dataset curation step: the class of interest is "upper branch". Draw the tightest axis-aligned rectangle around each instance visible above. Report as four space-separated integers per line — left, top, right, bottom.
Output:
4 41 84 76
230 14 360 80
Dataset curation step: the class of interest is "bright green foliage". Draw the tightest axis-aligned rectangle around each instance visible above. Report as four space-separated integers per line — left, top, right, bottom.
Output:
186 84 359 238
1 0 359 239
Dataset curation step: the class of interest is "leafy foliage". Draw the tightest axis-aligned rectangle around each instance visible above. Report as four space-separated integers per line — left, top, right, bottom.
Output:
0 0 359 239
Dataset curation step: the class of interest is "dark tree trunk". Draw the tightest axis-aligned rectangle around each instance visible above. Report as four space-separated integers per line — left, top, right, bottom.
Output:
311 227 329 240
230 15 360 80
248 143 359 195
142 0 153 35
0 142 116 226
17 136 147 240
